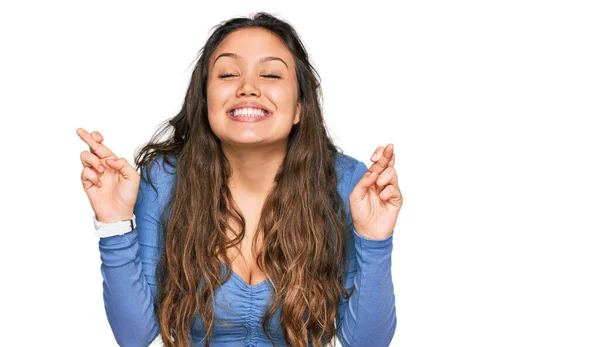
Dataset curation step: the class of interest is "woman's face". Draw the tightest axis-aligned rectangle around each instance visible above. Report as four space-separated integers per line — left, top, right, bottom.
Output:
207 27 300 148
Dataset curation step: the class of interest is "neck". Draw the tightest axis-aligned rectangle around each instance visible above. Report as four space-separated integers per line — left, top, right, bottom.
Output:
221 141 287 197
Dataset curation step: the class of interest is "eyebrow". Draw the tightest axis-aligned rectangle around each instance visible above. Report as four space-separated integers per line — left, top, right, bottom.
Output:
212 52 289 69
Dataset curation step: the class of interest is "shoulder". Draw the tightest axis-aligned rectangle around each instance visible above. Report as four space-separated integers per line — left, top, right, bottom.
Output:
138 153 178 205
335 153 369 188
141 153 177 182
334 152 369 202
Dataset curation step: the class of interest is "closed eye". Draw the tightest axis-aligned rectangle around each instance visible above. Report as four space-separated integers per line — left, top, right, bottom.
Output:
261 74 281 79
218 73 237 78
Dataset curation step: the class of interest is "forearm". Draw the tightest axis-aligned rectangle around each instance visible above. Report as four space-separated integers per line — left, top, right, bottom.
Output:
99 230 160 346
337 229 396 346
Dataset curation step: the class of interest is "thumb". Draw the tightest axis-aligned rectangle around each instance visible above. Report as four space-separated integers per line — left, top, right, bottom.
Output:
105 158 136 179
351 169 379 201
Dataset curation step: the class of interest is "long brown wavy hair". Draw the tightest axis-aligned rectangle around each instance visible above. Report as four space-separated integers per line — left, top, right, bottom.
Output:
134 12 353 347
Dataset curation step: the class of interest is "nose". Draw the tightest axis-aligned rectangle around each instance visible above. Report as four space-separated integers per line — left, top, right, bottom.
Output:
236 74 261 98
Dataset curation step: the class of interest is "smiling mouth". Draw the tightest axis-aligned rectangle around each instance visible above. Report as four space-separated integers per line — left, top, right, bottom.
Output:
227 108 273 123
228 107 271 118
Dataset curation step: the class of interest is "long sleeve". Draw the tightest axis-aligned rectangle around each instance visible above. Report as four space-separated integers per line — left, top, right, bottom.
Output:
98 156 174 346
336 160 397 347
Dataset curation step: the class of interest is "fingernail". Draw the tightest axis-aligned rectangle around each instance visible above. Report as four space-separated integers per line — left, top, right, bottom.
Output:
98 165 104 172
373 151 381 161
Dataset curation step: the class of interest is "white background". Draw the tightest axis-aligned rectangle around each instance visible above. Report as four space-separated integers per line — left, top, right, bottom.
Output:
1 0 598 346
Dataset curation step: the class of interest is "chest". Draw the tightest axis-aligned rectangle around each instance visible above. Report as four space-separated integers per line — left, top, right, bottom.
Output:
218 198 268 287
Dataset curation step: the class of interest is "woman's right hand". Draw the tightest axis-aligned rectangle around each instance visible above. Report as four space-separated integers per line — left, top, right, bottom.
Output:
77 128 140 223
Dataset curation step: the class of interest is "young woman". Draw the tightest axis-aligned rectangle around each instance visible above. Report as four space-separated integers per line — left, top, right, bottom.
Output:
78 12 402 347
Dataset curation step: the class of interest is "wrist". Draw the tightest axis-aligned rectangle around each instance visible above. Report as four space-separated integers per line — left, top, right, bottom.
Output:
93 214 136 238
95 213 134 224
353 226 394 241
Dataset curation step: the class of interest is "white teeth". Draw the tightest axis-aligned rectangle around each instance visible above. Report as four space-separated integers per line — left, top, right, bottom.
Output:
232 107 268 117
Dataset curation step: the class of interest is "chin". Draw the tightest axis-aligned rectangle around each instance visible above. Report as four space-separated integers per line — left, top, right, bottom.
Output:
223 136 291 149
222 137 268 147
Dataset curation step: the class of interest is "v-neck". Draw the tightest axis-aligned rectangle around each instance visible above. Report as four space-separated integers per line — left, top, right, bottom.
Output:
219 260 270 289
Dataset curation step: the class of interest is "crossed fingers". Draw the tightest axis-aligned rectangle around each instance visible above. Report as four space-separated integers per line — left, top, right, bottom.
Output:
77 128 116 174
368 144 399 192
76 128 115 159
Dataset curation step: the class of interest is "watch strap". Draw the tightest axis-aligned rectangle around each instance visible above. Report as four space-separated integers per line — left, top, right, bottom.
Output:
93 214 136 238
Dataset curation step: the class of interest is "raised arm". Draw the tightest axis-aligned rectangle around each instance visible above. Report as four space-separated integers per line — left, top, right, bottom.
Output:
98 155 174 346
336 154 400 346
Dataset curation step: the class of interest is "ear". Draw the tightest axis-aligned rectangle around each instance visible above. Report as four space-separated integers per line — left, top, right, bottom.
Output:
293 103 301 125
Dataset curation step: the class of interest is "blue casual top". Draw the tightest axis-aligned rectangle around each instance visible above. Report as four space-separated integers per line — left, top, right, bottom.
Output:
98 153 396 347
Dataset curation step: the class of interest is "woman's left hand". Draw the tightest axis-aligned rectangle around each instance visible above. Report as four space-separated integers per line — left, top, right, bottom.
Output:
349 144 403 240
